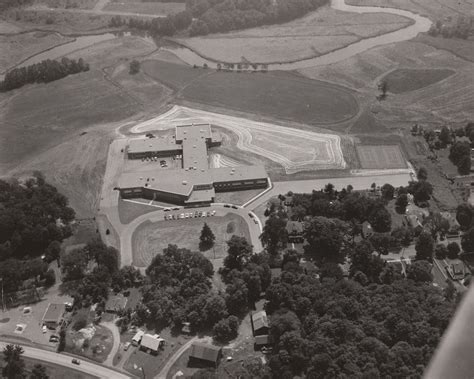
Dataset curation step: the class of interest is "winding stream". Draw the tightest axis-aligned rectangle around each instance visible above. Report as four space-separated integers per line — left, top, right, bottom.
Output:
162 0 432 70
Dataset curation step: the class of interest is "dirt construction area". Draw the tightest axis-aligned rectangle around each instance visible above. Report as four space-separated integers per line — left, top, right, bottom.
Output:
129 105 347 174
356 145 407 169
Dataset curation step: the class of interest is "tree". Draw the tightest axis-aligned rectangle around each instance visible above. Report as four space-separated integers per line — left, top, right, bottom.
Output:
449 141 471 174
415 232 434 262
381 184 395 201
417 167 428 181
456 203 473 230
408 180 433 204
304 217 347 264
447 242 460 259
2 344 25 379
199 223 215 251
30 363 49 379
129 60 140 74
260 214 288 254
221 236 253 277
406 260 433 283
434 244 447 260
319 262 343 281
395 193 409 213
368 206 392 233
438 126 452 147
458 155 471 175
213 315 239 342
461 227 474 252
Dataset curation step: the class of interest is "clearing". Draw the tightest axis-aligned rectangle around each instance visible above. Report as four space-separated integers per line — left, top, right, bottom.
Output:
356 145 407 169
383 68 455 93
131 213 250 267
176 6 411 63
142 60 359 126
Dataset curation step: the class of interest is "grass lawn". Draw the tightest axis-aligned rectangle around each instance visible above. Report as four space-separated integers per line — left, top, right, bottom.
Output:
383 68 455 94
24 357 98 379
214 189 266 206
118 198 158 224
142 59 208 89
132 213 250 267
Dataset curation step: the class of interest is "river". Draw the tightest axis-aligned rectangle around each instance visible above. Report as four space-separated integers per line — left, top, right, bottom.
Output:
161 0 432 70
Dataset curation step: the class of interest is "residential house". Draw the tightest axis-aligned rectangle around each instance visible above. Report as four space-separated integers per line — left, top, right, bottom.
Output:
42 303 66 329
140 334 164 354
286 221 304 243
188 342 222 368
105 294 128 314
250 311 269 337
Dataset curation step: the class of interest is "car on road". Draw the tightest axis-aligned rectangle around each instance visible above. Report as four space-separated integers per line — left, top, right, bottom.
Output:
71 359 81 365
49 335 59 343
231 205 238 209
172 207 180 210
223 204 230 208
248 212 254 218
253 219 258 224
164 208 171 211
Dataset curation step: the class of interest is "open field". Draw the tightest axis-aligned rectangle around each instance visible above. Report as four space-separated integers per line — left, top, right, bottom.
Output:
142 60 359 126
383 68 455 93
131 213 250 267
24 357 98 379
104 1 185 15
356 145 407 169
34 0 99 10
176 5 411 63
0 31 72 73
415 34 474 63
346 0 474 20
129 105 348 175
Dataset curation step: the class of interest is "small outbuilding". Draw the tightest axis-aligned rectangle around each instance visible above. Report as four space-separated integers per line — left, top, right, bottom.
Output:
250 310 269 337
188 342 222 368
140 334 164 354
132 330 145 346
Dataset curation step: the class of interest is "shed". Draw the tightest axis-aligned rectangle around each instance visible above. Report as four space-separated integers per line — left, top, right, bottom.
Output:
188 342 222 367
132 330 145 346
251 311 269 336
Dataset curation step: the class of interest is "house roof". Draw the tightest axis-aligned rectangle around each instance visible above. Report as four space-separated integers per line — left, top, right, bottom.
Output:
105 294 128 311
189 342 221 363
255 335 270 345
42 303 66 323
141 334 161 351
252 311 269 331
132 330 145 341
286 221 304 234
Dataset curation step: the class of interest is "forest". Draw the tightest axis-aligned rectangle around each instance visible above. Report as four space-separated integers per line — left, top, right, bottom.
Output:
0 57 90 92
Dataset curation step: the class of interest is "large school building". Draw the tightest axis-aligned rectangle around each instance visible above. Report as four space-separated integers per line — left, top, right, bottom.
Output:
118 124 268 206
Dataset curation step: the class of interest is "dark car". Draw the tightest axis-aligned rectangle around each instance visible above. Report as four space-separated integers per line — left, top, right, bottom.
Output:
49 335 59 343
71 359 81 365
248 213 254 218
231 205 238 209
223 204 230 208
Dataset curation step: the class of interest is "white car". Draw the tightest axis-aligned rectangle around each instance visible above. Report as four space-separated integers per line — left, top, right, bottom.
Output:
42 325 47 333
185 213 190 218
201 211 207 217
179 213 185 219
211 210 216 216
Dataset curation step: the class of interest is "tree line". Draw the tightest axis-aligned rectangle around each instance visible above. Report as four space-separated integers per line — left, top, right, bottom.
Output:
428 17 473 39
110 0 330 38
0 57 90 92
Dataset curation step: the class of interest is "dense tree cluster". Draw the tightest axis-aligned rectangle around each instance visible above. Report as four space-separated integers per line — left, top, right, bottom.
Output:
0 0 31 11
61 239 121 307
0 257 54 293
0 57 89 92
187 0 330 36
0 174 74 261
449 140 471 175
264 262 457 378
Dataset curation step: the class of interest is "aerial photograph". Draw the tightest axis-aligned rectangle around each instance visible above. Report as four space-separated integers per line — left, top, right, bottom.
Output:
0 0 473 377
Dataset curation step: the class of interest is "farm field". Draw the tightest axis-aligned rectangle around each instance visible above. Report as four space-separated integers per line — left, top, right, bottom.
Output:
356 145 407 169
0 31 73 72
131 213 251 267
346 0 474 20
382 68 455 93
176 6 411 63
103 1 185 15
143 60 359 126
33 0 99 9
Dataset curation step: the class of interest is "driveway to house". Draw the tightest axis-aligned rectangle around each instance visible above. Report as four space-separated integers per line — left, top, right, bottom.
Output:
0 341 131 379
102 321 121 367
154 336 201 379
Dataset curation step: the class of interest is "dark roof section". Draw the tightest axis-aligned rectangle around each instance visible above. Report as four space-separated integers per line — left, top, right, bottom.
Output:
42 303 66 323
252 310 269 331
286 221 304 234
189 342 221 363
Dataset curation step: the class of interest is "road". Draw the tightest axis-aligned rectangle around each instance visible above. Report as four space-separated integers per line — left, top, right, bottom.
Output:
0 341 131 379
154 337 198 379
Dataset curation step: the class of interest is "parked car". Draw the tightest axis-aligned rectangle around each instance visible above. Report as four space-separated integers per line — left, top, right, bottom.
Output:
185 213 190 218
71 359 81 365
261 347 273 354
202 211 207 217
124 342 131 351
198 211 203 217
42 325 47 333
211 210 216 216
49 335 59 343
179 213 185 219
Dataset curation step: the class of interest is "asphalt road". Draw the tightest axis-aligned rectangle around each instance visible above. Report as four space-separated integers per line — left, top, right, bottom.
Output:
0 342 131 379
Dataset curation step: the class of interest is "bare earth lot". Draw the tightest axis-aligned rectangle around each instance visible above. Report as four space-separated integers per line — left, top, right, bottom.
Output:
176 6 411 63
132 213 250 267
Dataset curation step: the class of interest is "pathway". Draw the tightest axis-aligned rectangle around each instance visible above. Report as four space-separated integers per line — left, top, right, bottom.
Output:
154 337 198 379
102 321 121 367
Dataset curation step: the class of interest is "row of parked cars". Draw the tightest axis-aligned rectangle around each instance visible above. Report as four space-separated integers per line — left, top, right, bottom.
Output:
164 210 217 220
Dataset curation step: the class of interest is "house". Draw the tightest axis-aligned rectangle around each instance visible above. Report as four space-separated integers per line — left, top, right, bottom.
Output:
404 214 423 234
447 263 467 281
105 294 128 313
42 303 66 329
284 196 294 207
132 330 145 346
440 212 460 238
254 334 271 347
362 221 374 239
286 221 304 243
188 342 222 368
250 311 269 336
140 334 164 354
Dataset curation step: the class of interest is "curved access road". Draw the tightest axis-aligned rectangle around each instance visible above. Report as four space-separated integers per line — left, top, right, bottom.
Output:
163 0 432 70
0 341 131 379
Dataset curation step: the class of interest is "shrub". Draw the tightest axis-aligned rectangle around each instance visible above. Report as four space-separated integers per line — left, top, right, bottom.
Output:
72 317 88 331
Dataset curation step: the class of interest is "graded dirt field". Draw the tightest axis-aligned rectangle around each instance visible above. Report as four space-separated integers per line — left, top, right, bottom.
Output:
103 1 185 15
356 145 407 169
177 6 411 63
382 68 455 93
346 0 474 20
0 31 73 72
131 213 250 267
142 60 359 126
